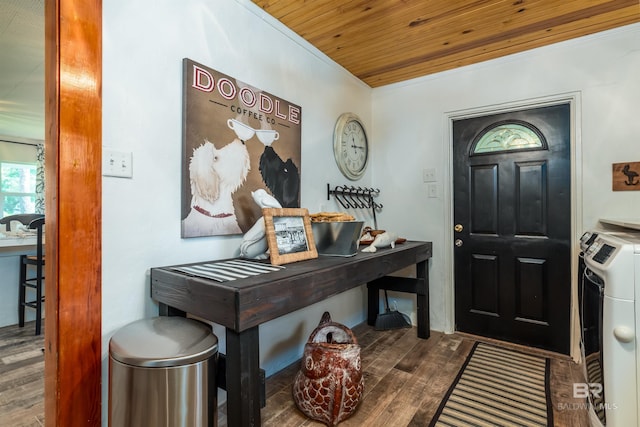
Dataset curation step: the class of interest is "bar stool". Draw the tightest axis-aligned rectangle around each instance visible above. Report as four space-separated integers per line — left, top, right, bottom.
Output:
18 217 46 335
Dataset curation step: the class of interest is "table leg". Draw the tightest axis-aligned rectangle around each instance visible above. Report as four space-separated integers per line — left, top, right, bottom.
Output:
416 259 430 339
225 326 261 427
158 302 185 317
367 283 380 326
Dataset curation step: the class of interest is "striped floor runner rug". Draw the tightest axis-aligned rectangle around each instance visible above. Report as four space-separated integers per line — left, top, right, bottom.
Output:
429 342 553 427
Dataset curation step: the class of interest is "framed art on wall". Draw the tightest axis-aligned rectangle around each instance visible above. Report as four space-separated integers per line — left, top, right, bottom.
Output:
181 58 302 238
263 208 318 265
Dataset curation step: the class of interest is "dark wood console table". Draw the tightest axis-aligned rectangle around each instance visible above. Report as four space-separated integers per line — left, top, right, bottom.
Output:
150 240 432 427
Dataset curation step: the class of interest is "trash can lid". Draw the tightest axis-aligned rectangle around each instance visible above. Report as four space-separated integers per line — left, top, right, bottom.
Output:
109 317 218 368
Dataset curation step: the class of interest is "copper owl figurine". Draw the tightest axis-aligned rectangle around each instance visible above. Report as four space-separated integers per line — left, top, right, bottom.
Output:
293 312 364 426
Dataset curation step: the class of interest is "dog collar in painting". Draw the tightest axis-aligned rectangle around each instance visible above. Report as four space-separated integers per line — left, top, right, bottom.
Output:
193 206 233 218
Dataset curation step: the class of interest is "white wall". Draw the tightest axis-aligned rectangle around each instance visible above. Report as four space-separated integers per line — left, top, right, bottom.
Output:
371 23 640 334
101 0 372 421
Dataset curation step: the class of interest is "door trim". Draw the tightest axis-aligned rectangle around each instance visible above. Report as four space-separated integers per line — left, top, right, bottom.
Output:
45 0 102 424
442 92 583 360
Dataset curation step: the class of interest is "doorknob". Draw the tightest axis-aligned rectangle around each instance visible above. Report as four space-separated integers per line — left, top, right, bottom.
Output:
455 239 463 247
454 224 463 232
613 326 634 343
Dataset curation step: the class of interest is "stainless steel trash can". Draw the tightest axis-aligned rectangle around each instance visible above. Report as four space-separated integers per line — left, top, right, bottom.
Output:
109 316 218 427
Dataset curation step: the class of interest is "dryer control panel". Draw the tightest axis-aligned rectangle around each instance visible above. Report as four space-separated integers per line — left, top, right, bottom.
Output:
592 243 616 264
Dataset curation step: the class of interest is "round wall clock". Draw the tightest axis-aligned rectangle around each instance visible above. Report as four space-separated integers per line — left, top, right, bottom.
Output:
333 113 369 180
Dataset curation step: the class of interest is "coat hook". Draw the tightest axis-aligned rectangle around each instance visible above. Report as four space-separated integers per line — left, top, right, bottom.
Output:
356 188 370 209
356 189 371 208
342 186 358 208
351 186 367 208
333 186 350 209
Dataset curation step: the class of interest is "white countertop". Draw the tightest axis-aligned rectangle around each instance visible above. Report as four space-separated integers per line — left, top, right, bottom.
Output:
0 232 40 249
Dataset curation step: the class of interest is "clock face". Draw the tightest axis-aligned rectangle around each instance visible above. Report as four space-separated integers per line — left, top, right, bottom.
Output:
334 114 369 180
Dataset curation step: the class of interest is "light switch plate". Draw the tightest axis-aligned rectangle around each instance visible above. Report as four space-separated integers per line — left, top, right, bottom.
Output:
427 183 438 198
103 149 133 178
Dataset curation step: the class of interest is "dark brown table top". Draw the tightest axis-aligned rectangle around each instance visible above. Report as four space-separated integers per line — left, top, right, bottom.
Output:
151 240 432 332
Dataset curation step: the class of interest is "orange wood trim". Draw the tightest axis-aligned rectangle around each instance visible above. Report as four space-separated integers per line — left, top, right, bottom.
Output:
45 0 102 425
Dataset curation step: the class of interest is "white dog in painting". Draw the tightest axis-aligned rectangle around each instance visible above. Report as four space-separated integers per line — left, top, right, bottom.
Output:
182 138 250 237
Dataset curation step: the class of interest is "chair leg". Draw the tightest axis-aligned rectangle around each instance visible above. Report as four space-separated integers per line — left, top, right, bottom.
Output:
35 270 42 336
18 256 26 328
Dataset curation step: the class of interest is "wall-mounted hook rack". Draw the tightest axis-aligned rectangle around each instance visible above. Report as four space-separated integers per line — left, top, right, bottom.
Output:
326 183 383 229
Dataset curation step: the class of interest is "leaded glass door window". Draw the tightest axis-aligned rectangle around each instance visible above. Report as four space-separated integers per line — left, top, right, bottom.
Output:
470 120 547 155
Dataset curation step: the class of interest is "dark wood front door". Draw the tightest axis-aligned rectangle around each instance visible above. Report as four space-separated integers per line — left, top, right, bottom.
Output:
453 103 571 354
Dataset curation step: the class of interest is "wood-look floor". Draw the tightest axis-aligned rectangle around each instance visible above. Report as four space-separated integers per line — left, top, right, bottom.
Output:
0 321 44 427
222 323 589 426
0 322 588 427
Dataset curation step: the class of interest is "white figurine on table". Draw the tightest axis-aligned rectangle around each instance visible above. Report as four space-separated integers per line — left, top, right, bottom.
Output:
361 231 398 253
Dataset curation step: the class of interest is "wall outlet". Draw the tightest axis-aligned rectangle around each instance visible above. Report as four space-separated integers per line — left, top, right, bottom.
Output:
103 149 133 178
423 168 437 182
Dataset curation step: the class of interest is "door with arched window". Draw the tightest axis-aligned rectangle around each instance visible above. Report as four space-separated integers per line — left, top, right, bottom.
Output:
453 103 571 354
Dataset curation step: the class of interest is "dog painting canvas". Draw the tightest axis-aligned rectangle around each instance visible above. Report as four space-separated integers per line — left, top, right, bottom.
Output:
182 59 302 237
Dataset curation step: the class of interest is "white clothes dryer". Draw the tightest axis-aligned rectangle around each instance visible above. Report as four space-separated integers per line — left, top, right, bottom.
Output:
583 231 640 426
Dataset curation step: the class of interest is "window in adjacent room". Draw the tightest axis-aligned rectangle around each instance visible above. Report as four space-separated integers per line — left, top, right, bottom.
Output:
0 139 43 216
1 161 37 216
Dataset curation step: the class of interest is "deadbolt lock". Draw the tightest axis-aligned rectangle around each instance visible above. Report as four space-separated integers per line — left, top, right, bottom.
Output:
455 239 463 247
454 224 463 232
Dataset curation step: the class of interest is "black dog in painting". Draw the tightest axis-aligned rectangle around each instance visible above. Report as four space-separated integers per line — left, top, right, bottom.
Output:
259 146 300 208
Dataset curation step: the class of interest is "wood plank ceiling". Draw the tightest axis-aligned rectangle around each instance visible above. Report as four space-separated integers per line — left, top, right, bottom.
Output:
251 0 640 88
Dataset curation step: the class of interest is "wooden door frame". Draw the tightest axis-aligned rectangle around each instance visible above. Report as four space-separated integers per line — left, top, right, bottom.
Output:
442 93 583 360
44 0 102 425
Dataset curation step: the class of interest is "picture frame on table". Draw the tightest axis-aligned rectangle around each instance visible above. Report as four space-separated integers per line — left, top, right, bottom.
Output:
263 208 318 265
